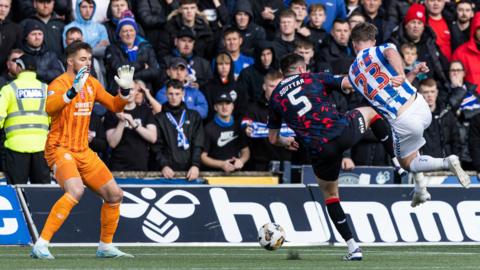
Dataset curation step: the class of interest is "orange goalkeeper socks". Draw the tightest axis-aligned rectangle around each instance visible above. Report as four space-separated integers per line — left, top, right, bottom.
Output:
40 193 78 241
100 202 120 244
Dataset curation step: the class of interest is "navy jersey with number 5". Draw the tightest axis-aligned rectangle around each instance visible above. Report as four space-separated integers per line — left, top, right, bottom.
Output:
267 73 349 149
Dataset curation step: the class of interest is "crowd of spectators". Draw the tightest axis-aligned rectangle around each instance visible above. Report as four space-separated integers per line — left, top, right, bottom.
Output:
1 0 480 183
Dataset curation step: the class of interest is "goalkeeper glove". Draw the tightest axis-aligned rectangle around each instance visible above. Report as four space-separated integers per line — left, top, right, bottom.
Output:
114 65 135 96
66 66 89 99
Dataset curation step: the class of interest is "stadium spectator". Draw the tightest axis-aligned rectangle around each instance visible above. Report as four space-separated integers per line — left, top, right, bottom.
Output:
360 0 392 44
71 0 109 23
229 0 266 57
196 0 230 33
21 20 64 83
346 0 360 16
155 57 209 119
250 0 285 41
0 0 22 74
64 0 110 58
242 70 292 171
303 4 327 51
290 0 308 30
388 3 450 88
65 27 106 86
134 0 177 54
305 0 347 32
273 9 298 61
104 13 161 94
162 0 214 59
317 19 355 74
88 107 108 162
20 0 65 58
348 10 366 29
105 82 157 171
0 49 24 88
400 43 427 84
447 60 479 168
135 79 163 114
201 91 250 172
14 0 71 22
451 0 474 50
468 113 480 176
161 27 212 90
104 0 145 44
425 0 456 61
418 78 461 159
452 12 480 90
204 52 247 121
386 0 412 28
152 79 204 179
236 41 278 103
0 54 50 185
221 27 254 80
294 37 316 71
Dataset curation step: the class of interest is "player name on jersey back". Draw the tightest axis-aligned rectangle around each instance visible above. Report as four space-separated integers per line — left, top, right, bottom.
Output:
279 75 304 96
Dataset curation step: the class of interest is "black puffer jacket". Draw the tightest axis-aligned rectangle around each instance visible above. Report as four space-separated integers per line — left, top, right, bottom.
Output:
21 42 64 84
12 0 71 22
236 41 278 102
162 14 214 59
134 0 178 49
229 0 266 57
388 24 450 86
20 14 65 58
250 0 285 41
421 103 461 158
316 37 355 75
104 39 161 94
0 20 22 74
152 103 204 171
202 52 247 121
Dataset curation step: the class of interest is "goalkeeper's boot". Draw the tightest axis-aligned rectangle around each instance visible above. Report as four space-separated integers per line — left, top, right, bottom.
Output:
411 188 431 207
31 243 55 259
343 248 363 261
446 155 471 188
96 246 134 258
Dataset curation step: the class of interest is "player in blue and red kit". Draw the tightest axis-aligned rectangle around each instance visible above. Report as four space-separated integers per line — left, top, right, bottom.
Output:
267 54 394 261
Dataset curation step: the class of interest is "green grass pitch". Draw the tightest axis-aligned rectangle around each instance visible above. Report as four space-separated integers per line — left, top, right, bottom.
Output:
0 245 479 269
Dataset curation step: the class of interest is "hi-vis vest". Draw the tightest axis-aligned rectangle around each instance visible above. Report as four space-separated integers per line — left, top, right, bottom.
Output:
0 71 49 153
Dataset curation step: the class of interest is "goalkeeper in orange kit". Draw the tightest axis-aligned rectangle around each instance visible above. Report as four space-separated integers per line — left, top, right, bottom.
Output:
31 42 135 259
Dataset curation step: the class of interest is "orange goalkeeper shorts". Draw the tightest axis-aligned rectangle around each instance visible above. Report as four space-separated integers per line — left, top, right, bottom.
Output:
45 147 113 191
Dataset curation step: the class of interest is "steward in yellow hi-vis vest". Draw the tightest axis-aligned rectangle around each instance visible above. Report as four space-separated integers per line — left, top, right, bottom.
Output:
0 54 50 184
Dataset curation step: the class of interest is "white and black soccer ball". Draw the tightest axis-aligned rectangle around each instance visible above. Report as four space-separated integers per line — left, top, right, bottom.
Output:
258 223 286 251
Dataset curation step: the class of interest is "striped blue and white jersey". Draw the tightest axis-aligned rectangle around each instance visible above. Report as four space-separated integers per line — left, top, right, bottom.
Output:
348 43 416 119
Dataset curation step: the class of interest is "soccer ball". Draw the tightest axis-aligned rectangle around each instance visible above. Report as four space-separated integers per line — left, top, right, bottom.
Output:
258 223 286 251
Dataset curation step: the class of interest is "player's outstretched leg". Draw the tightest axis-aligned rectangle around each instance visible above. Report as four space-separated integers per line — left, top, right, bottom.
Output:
96 180 134 258
410 172 431 207
31 191 79 259
319 180 362 261
408 154 470 188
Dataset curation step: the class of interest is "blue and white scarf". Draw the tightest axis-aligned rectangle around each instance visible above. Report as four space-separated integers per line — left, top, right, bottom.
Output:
166 110 190 150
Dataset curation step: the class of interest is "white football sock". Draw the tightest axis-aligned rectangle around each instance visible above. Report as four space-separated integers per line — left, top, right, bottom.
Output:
98 241 113 251
409 155 447 172
36 237 49 246
414 172 428 192
346 238 359 253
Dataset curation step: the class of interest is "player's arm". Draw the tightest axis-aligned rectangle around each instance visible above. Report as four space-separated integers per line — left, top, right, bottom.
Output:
268 129 299 150
383 47 407 87
96 65 135 112
46 66 90 115
406 62 430 83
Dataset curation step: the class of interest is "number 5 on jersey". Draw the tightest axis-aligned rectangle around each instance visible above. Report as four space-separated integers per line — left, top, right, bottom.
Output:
288 87 312 116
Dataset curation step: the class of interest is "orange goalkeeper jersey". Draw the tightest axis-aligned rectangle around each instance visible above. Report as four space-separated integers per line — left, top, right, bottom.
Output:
46 72 128 154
